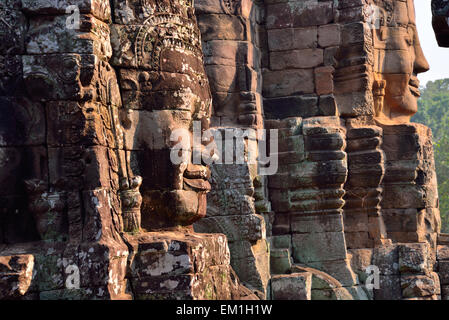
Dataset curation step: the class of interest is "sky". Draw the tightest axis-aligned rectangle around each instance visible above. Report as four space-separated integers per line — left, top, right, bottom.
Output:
415 1 449 86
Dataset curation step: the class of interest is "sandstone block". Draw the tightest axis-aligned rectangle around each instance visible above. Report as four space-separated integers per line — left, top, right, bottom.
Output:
318 94 338 116
206 64 259 93
438 245 449 261
264 95 319 119
127 232 231 279
382 209 424 233
263 69 315 98
203 40 259 68
277 135 304 153
345 232 373 249
302 116 345 135
343 209 369 233
270 49 323 70
292 232 347 263
275 150 306 164
194 214 266 242
401 274 439 298
372 245 400 275
311 287 354 300
207 189 255 217
438 260 449 285
271 273 312 300
324 46 339 66
341 22 370 46
291 213 344 234
269 160 347 189
292 1 334 27
318 24 341 47
398 243 429 274
265 3 294 29
48 146 116 191
267 1 335 29
337 5 365 23
229 240 270 296
271 235 292 249
27 15 112 60
373 275 402 300
272 213 291 235
270 248 292 274
195 0 229 15
315 66 334 95
267 27 317 52
304 132 345 151
382 184 426 209
142 189 209 229
21 0 111 22
77 242 128 290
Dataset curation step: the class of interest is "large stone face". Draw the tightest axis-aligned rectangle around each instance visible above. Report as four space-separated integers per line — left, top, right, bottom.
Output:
370 0 429 124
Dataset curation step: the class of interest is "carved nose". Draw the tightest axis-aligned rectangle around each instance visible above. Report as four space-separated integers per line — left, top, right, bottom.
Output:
414 43 430 74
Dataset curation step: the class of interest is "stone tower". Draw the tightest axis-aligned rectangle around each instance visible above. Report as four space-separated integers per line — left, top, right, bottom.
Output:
0 0 445 300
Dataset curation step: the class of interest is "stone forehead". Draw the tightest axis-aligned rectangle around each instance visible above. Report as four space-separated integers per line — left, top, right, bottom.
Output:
372 0 416 26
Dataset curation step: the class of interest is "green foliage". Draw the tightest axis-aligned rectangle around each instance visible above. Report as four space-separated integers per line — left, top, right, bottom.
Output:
412 79 449 232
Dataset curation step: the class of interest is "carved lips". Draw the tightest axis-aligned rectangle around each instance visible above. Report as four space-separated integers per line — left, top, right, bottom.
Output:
183 164 211 192
409 75 421 97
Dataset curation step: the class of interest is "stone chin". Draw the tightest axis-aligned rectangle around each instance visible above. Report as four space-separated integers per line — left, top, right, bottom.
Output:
380 75 421 123
386 90 419 117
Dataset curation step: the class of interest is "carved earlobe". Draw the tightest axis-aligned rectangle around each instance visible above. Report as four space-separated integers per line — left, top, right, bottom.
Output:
373 75 386 117
120 175 143 233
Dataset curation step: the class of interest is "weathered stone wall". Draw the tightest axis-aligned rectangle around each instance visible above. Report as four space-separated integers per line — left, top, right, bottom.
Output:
263 0 338 119
266 116 362 297
0 0 131 299
194 0 444 300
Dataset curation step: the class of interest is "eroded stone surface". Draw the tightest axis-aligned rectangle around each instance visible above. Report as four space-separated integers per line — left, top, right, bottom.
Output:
0 0 444 301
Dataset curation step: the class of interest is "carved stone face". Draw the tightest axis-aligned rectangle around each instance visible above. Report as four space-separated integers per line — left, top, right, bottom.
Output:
373 0 430 123
113 0 213 229
135 64 213 230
